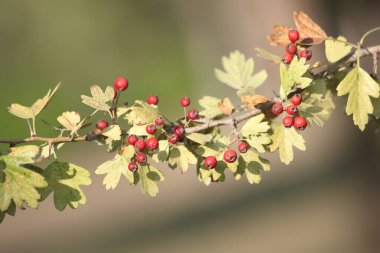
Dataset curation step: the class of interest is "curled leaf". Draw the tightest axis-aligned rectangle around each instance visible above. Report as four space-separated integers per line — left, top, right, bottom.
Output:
218 97 234 115
293 11 327 45
267 25 291 46
240 94 268 110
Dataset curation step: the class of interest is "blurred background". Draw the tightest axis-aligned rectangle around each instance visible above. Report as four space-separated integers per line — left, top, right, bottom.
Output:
0 0 380 252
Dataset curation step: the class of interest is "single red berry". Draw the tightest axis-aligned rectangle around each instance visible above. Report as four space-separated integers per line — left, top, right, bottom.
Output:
114 77 128 91
155 117 164 126
146 137 159 150
128 135 138 145
174 125 185 137
293 116 308 131
282 116 294 128
288 29 299 42
223 149 237 163
146 124 157 135
168 134 179 144
286 104 298 115
96 120 109 131
147 95 159 105
136 153 147 164
271 103 284 115
180 96 191 107
299 49 312 61
204 156 217 169
238 142 249 153
285 43 297 54
128 162 138 172
134 140 146 152
282 52 294 64
291 94 302 106
187 109 199 120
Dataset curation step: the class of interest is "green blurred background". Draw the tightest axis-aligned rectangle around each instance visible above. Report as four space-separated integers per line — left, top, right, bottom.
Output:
0 0 380 252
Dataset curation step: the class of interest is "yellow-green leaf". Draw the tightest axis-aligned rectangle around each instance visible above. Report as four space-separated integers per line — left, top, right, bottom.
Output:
280 57 312 98
198 96 223 119
139 165 164 197
102 125 122 141
255 48 282 64
81 85 114 111
325 36 352 63
168 145 197 173
57 111 81 135
241 114 271 153
124 100 160 126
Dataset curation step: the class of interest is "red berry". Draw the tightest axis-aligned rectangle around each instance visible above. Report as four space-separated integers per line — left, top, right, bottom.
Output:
291 94 302 106
114 77 128 91
96 120 109 131
180 96 191 107
155 117 164 126
293 116 308 130
238 142 249 153
204 156 217 169
299 49 312 61
136 153 147 164
147 95 159 105
223 149 237 163
168 134 179 144
282 53 294 64
288 29 299 42
283 116 294 128
286 104 298 115
128 135 138 145
128 162 138 172
285 43 297 54
146 124 157 135
187 109 199 120
174 125 185 137
146 137 159 150
134 140 146 152
272 103 284 115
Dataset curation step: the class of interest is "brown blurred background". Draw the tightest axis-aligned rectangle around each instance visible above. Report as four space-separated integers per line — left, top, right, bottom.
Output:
0 0 380 252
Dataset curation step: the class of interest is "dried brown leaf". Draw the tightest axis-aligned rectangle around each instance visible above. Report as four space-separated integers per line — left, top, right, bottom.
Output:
218 97 234 115
293 11 327 45
240 95 268 110
267 25 291 46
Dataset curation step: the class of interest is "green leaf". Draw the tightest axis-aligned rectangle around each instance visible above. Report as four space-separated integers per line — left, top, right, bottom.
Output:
95 146 138 190
8 83 61 119
215 50 267 95
280 57 312 98
39 162 91 211
102 125 122 141
325 36 352 63
269 125 306 165
0 155 47 211
241 114 271 153
186 133 212 145
195 134 230 157
337 66 380 131
255 48 282 64
124 100 160 126
152 140 170 163
238 150 270 184
168 145 197 173
198 96 223 119
139 165 164 197
81 85 114 111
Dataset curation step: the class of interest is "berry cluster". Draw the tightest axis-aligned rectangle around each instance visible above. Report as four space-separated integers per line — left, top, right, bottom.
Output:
271 94 308 130
282 29 312 64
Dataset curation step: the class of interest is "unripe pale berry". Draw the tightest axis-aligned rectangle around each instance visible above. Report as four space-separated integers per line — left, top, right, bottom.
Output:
136 153 147 164
293 116 308 130
155 117 164 126
204 156 217 169
146 137 159 150
238 142 249 153
288 29 299 42
134 140 146 152
299 49 312 60
283 116 294 128
282 53 294 64
147 95 159 105
223 149 237 163
187 109 199 120
174 125 185 137
180 96 190 107
168 134 179 144
286 104 298 115
291 94 302 106
146 124 157 135
128 135 138 145
285 43 297 54
96 120 109 131
272 103 284 115
114 77 128 91
128 162 138 172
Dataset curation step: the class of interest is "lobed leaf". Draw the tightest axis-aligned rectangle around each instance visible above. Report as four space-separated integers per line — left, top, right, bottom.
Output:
139 165 164 197
280 57 312 98
81 85 114 111
325 36 352 63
